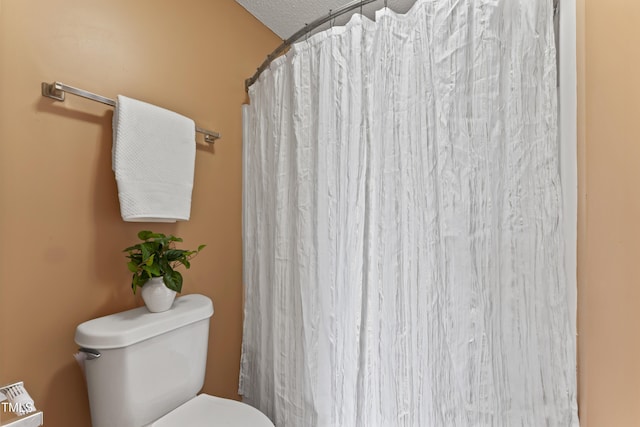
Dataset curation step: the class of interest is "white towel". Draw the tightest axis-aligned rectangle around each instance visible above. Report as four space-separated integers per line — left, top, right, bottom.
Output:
113 95 196 222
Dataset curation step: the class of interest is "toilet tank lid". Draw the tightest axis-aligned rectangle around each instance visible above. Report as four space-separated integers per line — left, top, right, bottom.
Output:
75 294 214 349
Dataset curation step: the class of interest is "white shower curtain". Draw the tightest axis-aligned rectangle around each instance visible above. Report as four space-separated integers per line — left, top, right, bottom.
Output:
241 1 579 426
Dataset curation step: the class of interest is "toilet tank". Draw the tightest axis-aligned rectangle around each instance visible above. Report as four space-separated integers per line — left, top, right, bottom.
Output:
75 294 214 427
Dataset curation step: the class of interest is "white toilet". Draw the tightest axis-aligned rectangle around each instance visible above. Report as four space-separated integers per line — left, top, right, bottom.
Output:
75 294 273 427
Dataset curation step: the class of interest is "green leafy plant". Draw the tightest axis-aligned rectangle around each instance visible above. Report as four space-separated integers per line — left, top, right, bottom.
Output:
124 230 206 294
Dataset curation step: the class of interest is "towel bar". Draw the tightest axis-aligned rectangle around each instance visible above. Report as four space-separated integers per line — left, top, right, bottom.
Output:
41 81 221 143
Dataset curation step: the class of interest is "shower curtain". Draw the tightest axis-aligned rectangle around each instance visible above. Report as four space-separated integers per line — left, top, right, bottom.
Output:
241 1 579 426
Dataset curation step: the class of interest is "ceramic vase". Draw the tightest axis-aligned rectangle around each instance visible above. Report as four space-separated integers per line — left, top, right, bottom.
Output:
140 277 176 313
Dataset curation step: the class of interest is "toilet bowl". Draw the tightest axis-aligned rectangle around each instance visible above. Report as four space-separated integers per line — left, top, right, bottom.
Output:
75 294 273 427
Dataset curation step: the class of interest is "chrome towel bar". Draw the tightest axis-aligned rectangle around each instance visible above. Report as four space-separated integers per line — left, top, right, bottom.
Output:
41 81 221 143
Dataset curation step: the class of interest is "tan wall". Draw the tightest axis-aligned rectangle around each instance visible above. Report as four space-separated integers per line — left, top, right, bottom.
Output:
578 0 640 426
0 0 279 425
3 0 640 425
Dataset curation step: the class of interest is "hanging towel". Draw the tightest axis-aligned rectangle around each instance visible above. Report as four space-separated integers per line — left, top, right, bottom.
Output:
112 95 196 222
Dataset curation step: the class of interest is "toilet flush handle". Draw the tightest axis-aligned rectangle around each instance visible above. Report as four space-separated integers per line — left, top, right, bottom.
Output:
78 348 101 360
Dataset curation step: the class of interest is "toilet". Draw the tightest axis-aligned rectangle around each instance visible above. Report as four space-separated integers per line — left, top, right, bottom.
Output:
75 294 273 427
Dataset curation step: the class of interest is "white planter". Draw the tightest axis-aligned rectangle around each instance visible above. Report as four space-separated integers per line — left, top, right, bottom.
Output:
140 277 176 312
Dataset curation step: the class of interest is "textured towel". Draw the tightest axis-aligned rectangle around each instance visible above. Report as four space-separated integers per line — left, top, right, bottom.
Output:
113 95 196 222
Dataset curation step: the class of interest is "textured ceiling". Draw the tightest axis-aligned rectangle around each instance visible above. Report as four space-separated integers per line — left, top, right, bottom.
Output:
235 0 416 40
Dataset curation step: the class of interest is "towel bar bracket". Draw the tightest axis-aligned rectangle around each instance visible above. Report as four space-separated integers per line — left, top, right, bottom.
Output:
41 82 65 102
42 81 116 107
197 128 219 143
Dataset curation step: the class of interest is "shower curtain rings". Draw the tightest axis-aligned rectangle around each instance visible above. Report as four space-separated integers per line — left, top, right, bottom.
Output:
246 0 386 90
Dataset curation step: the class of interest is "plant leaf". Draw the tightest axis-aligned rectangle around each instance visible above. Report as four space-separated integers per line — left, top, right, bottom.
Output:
159 257 171 274
141 242 158 261
197 244 206 252
128 254 143 265
132 273 149 294
138 230 165 240
145 261 161 276
137 230 153 240
127 260 139 273
163 270 183 293
165 249 187 261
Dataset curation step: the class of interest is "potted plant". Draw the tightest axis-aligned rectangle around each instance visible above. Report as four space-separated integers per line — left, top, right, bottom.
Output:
124 230 206 312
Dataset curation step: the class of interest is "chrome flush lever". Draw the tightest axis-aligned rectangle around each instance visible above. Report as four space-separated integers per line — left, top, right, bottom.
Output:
78 347 101 360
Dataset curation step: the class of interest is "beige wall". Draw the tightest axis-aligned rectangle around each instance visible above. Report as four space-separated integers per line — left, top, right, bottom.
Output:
3 0 640 425
578 0 640 426
0 0 279 425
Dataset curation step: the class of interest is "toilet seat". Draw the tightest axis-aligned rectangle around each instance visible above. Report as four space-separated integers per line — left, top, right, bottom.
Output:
149 394 274 427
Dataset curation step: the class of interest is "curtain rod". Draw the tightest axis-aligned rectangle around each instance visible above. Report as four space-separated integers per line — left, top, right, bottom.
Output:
245 0 561 92
41 81 221 143
245 0 382 92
